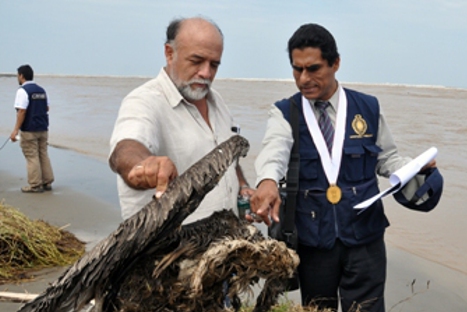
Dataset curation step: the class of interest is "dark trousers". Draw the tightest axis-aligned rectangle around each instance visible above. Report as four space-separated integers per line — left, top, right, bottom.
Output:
297 237 386 312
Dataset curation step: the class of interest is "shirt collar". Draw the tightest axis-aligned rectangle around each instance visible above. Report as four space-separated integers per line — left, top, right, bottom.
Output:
308 81 341 112
158 68 184 108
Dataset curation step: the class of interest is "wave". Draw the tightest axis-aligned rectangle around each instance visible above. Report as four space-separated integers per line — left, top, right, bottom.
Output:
218 77 295 83
342 81 467 91
0 72 152 80
219 78 467 91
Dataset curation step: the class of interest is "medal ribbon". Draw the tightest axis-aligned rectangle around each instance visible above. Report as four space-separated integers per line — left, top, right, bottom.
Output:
302 86 347 186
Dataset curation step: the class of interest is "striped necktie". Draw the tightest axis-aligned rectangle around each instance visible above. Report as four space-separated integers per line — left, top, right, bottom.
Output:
315 101 334 154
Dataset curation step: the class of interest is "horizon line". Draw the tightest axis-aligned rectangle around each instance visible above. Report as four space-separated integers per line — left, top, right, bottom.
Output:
0 73 465 91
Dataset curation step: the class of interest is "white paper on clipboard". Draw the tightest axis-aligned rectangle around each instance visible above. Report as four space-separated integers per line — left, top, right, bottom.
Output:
353 147 438 212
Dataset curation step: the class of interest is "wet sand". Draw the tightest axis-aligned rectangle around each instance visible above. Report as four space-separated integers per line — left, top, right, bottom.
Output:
1 77 467 310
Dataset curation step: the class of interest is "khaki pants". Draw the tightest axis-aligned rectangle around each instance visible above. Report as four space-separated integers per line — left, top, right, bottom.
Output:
20 131 54 188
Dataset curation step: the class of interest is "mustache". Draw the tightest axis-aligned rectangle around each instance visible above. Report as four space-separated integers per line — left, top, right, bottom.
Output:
187 78 211 88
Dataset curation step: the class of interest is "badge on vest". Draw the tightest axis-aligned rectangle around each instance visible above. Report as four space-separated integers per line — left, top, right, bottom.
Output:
31 93 47 100
350 114 373 138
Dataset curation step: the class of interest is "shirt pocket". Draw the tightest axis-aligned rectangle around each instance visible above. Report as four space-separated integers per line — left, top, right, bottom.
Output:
299 150 319 180
295 194 322 247
343 145 382 182
343 146 366 181
363 144 382 179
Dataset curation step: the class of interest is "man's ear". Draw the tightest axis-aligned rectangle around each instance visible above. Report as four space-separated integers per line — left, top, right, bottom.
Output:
333 57 340 72
164 44 174 64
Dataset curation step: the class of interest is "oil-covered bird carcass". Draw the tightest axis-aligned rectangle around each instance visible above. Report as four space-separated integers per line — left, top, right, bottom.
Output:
17 135 299 312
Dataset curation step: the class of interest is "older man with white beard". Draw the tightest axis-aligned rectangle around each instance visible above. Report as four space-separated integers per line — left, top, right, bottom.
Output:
109 17 253 223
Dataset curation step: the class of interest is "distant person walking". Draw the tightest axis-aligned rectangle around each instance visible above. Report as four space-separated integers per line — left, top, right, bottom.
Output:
10 64 54 193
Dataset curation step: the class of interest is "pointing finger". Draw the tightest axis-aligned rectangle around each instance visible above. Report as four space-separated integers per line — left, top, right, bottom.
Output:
155 160 177 198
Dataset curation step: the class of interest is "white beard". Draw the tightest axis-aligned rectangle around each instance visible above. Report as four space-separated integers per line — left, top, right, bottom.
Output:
169 66 211 101
177 79 211 101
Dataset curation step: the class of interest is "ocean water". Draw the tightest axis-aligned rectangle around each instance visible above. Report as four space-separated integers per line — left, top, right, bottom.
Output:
1 74 466 276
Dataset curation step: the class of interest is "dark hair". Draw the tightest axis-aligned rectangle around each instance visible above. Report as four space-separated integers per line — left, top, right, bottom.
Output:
17 64 34 81
165 17 223 45
288 23 340 67
165 18 183 44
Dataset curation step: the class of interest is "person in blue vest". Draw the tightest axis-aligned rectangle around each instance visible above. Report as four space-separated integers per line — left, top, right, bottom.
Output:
250 24 442 311
10 64 54 193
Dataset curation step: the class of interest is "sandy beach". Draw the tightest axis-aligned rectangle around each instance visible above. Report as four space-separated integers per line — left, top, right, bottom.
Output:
1 76 467 310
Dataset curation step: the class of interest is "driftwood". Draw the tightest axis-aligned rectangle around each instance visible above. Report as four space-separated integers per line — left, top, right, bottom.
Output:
1 292 94 311
0 292 37 303
17 135 299 312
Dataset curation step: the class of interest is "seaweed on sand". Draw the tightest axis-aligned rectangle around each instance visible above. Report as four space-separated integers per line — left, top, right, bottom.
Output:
0 201 85 284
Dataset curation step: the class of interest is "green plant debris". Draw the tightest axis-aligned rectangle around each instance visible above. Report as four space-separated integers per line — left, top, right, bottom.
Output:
0 201 85 284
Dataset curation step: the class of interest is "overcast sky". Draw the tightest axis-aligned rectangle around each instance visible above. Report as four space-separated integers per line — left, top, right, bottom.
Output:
1 0 466 88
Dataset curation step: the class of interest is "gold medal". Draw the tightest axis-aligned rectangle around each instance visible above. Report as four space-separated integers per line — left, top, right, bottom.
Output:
326 184 342 204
